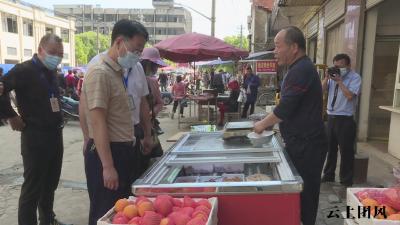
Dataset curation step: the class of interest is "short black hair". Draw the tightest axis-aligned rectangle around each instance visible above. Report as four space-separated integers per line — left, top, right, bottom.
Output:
333 53 351 65
176 75 182 83
111 19 149 45
39 33 62 47
0 67 3 73
282 26 306 51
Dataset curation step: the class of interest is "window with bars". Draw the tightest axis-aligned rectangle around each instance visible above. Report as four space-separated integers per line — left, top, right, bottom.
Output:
24 49 32 57
61 29 69 43
2 13 18 34
23 19 33 36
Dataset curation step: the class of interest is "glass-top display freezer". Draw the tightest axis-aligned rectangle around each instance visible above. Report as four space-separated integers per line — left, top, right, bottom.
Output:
133 132 302 195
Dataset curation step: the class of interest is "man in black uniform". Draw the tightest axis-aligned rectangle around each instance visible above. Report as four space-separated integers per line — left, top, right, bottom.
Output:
254 26 327 225
0 34 71 225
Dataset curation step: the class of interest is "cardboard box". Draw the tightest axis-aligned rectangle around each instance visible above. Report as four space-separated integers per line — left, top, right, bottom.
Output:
97 196 218 225
347 188 400 225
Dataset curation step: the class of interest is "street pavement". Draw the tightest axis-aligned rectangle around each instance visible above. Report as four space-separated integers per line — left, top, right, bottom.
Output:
0 105 397 225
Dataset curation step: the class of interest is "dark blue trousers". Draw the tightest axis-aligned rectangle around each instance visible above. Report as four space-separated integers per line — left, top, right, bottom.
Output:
84 139 139 225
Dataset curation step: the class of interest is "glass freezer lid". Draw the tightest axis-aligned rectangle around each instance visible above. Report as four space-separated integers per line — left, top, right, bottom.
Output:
170 132 280 155
165 151 281 166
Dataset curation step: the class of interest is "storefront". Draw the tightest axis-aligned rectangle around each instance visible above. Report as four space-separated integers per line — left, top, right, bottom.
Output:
358 0 400 159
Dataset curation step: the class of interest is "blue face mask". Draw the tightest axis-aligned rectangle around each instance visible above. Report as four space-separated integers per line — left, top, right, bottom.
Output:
117 42 141 69
339 68 349 76
43 52 62 70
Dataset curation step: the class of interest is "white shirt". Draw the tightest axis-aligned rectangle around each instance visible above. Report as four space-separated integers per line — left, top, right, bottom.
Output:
125 63 149 125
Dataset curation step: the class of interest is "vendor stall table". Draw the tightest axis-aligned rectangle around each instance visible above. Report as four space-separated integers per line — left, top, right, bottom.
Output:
133 131 303 225
175 94 217 128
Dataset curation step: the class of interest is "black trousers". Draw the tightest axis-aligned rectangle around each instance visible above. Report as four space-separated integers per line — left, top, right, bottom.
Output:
19 127 63 225
323 115 356 185
241 101 255 118
285 133 327 225
84 139 138 225
172 100 184 114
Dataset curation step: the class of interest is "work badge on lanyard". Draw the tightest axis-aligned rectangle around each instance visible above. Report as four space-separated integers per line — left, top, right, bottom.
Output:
128 95 135 111
50 94 60 112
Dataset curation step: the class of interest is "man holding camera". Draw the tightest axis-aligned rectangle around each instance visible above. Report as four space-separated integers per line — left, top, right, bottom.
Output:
321 53 361 187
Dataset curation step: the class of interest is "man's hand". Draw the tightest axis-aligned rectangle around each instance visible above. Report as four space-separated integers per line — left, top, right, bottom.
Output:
141 136 153 155
8 116 25 131
330 74 343 83
103 166 119 190
254 121 265 134
82 138 89 155
0 82 3 96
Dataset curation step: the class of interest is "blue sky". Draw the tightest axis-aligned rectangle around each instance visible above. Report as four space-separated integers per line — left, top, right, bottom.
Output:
23 0 250 39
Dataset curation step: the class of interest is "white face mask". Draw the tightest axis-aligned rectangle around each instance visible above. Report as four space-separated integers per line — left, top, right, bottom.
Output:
117 42 141 69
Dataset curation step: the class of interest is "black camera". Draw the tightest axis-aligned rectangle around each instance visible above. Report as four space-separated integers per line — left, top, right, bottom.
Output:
327 67 340 77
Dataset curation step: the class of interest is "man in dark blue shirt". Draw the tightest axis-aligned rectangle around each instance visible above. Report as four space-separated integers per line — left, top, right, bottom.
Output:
254 26 327 225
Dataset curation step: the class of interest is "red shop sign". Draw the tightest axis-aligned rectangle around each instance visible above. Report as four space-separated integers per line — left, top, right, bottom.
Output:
256 60 277 73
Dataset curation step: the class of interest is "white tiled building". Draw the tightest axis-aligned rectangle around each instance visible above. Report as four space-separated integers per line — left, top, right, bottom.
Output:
0 0 76 66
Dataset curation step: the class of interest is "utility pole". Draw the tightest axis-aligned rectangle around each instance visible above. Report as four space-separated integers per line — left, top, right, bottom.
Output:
211 0 216 37
240 24 243 49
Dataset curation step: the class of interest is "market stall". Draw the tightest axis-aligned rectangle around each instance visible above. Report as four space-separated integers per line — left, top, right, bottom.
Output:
132 122 303 225
238 58 278 106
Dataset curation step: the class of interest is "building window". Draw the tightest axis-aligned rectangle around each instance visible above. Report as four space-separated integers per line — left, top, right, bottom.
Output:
45 27 54 34
76 27 83 33
84 13 92 21
23 19 33 36
156 15 167 22
24 49 32 57
2 13 18 34
61 29 69 43
144 15 154 22
84 26 92 32
7 47 17 56
63 53 69 60
104 14 116 22
5 59 19 64
168 15 178 23
118 14 129 20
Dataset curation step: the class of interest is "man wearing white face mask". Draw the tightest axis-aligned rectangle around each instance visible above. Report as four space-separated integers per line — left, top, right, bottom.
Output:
79 19 149 225
321 53 362 187
0 34 71 225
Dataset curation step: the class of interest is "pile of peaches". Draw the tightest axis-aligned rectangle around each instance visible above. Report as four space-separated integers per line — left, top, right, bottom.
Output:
111 195 212 225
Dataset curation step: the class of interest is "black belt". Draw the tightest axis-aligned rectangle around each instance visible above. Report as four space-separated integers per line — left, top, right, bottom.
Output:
328 115 353 119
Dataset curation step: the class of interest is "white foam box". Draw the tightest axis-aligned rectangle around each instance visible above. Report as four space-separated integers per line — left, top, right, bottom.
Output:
347 188 400 225
97 196 218 225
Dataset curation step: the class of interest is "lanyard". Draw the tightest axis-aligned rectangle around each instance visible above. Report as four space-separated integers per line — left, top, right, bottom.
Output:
123 68 132 89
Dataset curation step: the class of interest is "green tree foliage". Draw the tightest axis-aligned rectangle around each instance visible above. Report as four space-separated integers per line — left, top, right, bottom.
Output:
223 35 249 50
75 31 111 65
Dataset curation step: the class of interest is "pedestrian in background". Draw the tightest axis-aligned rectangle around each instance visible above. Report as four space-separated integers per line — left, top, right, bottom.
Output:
171 75 187 119
241 66 260 118
321 53 361 187
141 47 167 156
213 69 225 94
158 69 168 92
0 34 71 225
79 19 149 225
254 26 327 225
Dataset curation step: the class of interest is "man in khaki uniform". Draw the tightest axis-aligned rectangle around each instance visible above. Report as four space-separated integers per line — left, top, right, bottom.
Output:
79 19 149 225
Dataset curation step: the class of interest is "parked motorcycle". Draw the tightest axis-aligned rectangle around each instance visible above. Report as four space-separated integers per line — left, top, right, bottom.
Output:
60 96 79 124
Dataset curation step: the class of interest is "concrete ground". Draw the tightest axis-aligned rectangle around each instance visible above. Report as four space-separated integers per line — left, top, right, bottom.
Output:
0 104 398 225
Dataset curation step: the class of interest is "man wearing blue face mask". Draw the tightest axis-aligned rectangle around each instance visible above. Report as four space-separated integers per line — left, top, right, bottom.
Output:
79 19 149 225
321 53 362 187
0 34 72 225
